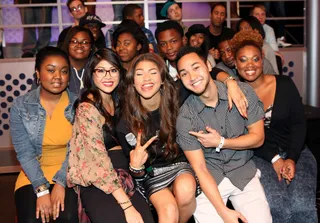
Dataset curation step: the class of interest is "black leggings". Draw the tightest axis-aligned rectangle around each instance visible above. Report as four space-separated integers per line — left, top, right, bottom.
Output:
81 186 155 223
15 184 78 223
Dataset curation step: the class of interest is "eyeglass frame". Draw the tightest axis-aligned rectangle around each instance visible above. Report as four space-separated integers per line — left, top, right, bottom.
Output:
93 68 120 78
70 4 84 13
69 39 91 47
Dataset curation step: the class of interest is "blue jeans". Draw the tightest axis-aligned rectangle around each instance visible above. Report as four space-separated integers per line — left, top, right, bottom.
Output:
19 6 52 54
253 148 318 223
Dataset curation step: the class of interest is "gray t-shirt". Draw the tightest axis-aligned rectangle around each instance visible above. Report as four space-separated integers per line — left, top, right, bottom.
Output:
176 81 264 190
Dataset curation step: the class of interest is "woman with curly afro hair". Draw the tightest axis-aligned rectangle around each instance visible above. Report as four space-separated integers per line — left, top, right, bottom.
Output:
232 30 317 223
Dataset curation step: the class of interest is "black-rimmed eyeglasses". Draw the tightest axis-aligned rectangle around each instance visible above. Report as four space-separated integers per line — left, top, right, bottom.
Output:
93 68 119 78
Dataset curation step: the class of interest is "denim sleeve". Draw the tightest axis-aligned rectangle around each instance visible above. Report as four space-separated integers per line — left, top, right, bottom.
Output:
10 103 50 192
52 149 68 187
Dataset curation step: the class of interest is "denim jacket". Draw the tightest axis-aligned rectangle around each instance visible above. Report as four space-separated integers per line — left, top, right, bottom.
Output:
10 87 77 192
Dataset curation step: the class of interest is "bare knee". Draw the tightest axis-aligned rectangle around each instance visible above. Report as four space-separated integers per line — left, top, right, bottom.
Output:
173 174 196 206
157 202 179 222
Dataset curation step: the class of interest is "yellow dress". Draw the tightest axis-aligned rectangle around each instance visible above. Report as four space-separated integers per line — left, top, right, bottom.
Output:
15 91 72 191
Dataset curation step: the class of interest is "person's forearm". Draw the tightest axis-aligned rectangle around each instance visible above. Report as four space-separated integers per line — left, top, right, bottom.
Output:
194 164 228 216
112 188 131 208
224 132 264 150
216 71 230 83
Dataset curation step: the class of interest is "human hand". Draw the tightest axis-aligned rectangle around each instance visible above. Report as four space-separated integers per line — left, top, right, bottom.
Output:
226 80 248 118
36 193 52 223
51 184 65 220
281 159 296 183
130 130 157 168
220 208 248 223
189 126 221 148
124 206 144 223
272 158 285 181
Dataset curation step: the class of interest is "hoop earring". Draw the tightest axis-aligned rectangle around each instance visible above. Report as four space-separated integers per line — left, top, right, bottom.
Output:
37 78 41 85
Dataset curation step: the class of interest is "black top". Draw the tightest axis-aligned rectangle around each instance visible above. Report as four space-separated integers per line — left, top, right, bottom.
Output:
205 26 235 49
102 114 120 151
254 75 306 163
116 109 186 168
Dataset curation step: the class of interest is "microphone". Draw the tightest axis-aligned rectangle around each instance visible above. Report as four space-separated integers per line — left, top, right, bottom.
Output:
125 133 137 147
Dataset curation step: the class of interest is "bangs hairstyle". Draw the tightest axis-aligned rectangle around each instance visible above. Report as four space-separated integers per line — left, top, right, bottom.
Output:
60 26 95 54
112 19 149 54
231 30 264 57
78 48 125 130
155 20 184 42
122 53 179 160
35 46 70 72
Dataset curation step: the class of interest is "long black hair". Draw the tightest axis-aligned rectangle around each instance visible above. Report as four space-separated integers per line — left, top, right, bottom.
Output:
76 48 126 129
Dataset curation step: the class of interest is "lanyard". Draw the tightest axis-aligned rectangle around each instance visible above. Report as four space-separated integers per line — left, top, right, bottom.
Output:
73 67 85 89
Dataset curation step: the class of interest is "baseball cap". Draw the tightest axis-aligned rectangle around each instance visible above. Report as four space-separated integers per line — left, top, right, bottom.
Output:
79 13 106 28
185 24 206 39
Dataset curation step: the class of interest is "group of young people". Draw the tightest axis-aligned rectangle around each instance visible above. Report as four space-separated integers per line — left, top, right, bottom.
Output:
10 1 317 223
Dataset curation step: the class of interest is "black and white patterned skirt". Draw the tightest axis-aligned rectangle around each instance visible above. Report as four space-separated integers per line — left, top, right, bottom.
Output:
134 162 201 205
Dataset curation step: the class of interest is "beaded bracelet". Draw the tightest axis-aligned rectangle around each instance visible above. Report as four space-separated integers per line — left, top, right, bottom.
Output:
118 199 131 205
129 165 145 174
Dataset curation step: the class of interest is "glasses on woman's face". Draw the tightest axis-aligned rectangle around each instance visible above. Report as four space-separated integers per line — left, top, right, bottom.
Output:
70 4 84 12
93 68 119 78
69 39 91 47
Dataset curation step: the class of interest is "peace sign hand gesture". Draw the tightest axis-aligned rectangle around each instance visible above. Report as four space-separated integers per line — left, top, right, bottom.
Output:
129 130 158 169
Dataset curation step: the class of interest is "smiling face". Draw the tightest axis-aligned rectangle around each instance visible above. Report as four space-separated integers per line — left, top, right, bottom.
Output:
133 60 162 103
218 40 235 68
115 32 141 63
93 59 120 95
177 52 211 95
210 5 226 27
37 55 70 95
252 7 266 25
236 45 263 82
189 33 205 48
167 3 182 21
158 29 184 62
68 31 92 60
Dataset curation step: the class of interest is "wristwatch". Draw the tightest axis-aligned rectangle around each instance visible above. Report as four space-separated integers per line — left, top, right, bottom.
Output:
35 184 48 194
